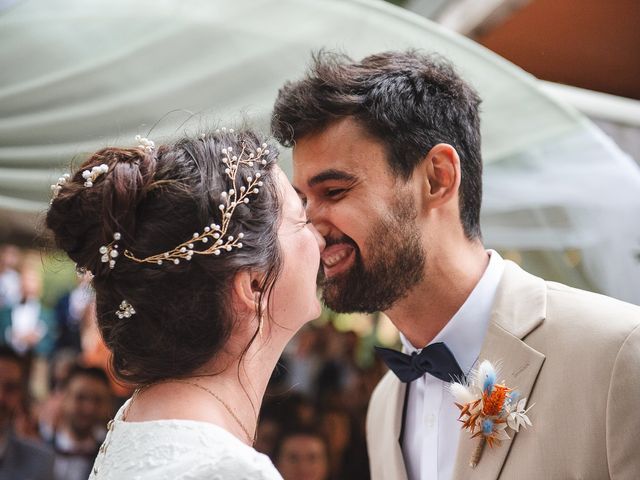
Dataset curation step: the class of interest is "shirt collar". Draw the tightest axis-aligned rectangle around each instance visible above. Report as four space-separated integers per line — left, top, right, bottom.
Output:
400 250 505 376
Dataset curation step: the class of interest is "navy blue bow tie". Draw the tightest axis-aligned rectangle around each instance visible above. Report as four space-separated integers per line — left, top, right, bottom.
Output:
375 342 464 383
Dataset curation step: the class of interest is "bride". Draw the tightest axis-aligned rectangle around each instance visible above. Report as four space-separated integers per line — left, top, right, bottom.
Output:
46 128 325 479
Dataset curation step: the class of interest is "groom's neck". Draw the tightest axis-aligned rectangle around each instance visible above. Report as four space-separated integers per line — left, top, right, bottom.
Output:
385 241 488 348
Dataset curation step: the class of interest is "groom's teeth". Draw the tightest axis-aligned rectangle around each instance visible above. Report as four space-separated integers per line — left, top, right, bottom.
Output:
324 250 348 267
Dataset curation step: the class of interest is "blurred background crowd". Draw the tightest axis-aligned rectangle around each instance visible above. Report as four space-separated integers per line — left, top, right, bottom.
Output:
0 243 391 480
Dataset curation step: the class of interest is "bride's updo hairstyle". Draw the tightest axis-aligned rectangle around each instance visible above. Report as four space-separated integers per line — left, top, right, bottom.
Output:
46 129 281 385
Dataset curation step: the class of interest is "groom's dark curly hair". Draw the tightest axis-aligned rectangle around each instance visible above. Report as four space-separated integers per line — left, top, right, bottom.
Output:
271 50 483 240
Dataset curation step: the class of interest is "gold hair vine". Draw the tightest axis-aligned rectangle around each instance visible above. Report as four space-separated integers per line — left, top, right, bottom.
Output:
123 141 270 266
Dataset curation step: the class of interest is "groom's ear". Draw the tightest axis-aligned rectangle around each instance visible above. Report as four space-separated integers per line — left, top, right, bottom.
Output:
232 270 264 314
419 143 461 209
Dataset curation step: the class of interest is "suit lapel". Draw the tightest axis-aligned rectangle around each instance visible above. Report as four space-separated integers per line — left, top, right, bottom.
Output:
385 376 409 480
452 261 547 480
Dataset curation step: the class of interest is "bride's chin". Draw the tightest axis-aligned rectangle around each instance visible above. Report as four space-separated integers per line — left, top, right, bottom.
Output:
274 298 322 334
295 300 322 328
309 298 322 320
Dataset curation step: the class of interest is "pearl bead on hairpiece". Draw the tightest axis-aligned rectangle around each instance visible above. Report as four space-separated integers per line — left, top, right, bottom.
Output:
82 164 109 188
50 173 71 202
99 232 122 269
135 135 155 152
116 300 136 319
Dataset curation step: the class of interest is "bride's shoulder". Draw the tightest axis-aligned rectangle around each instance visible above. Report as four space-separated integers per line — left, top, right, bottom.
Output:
198 444 283 480
95 418 282 479
177 423 282 479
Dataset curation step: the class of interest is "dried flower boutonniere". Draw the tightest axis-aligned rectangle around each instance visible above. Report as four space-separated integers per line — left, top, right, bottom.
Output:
450 360 534 468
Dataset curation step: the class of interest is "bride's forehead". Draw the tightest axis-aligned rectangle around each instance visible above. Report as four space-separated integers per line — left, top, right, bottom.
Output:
272 168 300 207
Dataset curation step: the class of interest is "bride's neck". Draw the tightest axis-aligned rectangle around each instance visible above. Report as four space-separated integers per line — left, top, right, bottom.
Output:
195 327 289 419
127 324 292 445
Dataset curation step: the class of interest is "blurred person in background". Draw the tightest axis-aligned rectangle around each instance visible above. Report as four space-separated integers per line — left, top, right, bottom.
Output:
0 245 21 310
260 327 383 478
256 393 317 460
54 271 94 354
275 426 330 480
315 325 359 406
79 299 133 406
280 392 317 429
279 324 323 396
254 399 283 460
0 345 54 480
44 365 112 480
320 406 369 480
0 267 56 359
38 349 81 442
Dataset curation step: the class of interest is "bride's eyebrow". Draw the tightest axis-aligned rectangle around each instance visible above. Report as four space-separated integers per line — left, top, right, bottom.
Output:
307 169 357 188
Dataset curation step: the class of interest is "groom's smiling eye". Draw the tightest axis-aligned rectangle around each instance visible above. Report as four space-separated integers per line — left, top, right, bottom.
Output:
324 187 348 199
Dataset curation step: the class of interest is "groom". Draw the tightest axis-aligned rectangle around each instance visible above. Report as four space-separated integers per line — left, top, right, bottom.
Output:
272 52 640 480
272 50 640 479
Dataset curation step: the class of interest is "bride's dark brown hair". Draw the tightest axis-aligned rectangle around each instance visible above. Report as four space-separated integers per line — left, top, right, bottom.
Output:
46 129 282 385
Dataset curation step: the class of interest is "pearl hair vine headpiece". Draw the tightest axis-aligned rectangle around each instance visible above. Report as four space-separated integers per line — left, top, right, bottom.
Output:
122 136 270 266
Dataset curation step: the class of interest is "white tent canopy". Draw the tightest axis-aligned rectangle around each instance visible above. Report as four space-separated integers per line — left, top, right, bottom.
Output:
1 0 639 303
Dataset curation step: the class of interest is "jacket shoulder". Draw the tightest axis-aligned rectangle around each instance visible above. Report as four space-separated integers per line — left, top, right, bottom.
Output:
545 281 640 334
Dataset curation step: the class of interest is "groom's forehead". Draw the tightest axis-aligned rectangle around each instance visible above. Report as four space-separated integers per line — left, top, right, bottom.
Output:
292 142 367 184
292 144 382 180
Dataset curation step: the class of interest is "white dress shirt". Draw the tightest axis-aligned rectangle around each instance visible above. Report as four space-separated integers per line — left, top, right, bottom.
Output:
400 250 505 480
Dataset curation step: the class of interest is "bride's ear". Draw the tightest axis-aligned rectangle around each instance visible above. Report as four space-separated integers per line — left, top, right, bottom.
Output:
232 270 264 314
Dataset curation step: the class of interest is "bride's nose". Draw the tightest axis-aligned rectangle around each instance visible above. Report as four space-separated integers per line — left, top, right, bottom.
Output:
308 223 326 253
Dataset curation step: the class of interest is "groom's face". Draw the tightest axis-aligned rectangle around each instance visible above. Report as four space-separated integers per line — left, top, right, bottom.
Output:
292 118 425 313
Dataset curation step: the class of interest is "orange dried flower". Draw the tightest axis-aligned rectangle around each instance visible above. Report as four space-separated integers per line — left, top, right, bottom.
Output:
482 384 511 416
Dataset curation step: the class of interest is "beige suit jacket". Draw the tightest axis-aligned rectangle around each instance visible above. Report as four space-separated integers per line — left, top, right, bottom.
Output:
366 260 640 480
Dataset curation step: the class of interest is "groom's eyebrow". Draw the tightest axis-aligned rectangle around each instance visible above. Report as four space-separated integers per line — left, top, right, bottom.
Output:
307 169 357 187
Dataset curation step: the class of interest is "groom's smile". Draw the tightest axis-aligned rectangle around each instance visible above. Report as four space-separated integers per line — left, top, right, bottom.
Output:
321 241 355 278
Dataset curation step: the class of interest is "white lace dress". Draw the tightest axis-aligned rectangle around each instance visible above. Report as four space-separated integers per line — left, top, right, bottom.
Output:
89 400 283 480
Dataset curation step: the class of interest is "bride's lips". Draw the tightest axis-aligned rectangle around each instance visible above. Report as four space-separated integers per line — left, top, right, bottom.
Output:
321 243 355 278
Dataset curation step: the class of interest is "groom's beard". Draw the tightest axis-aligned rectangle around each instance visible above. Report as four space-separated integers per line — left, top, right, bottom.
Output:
318 196 425 313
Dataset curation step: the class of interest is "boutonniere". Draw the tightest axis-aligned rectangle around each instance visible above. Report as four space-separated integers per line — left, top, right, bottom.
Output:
450 360 534 468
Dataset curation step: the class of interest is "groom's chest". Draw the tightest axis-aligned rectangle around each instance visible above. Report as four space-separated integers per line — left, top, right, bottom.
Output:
401 377 462 480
